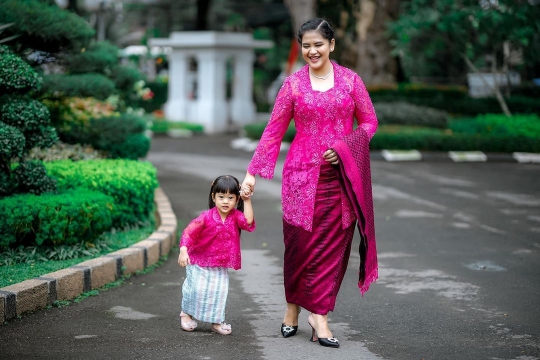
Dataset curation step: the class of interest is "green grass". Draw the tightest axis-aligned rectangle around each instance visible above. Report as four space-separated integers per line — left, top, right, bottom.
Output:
150 120 204 134
0 225 154 288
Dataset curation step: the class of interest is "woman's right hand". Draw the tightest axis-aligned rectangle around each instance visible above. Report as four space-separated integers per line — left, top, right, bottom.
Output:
241 171 256 198
178 247 190 267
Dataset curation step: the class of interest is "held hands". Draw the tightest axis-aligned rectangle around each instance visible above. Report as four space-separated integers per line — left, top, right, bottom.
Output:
241 172 256 199
323 148 339 165
240 185 252 201
178 247 190 267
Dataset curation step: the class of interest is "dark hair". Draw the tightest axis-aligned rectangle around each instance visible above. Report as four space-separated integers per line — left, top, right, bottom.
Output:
297 18 335 44
208 175 244 212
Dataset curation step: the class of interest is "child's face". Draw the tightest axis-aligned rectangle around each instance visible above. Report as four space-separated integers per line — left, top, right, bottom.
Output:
212 191 238 217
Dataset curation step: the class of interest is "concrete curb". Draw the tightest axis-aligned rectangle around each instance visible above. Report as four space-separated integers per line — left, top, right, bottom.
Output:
231 137 540 163
0 188 178 324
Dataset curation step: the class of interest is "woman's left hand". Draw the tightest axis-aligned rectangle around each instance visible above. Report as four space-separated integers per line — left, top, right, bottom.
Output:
323 148 339 165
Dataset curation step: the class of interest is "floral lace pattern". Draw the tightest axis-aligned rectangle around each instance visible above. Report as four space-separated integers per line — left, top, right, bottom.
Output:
248 63 378 231
179 207 256 270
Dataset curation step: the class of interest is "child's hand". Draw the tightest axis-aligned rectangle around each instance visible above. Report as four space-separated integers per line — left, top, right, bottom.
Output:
240 185 253 200
178 248 190 267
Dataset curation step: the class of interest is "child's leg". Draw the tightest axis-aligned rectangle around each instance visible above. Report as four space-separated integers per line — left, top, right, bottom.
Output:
180 265 198 331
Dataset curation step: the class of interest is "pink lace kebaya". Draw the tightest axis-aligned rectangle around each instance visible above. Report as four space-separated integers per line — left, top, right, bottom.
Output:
247 62 378 232
179 207 256 270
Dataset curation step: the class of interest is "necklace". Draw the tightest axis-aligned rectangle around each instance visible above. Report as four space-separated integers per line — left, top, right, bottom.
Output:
310 68 333 80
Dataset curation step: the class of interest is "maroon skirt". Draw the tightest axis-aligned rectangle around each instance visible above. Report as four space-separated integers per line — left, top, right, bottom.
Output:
283 163 355 315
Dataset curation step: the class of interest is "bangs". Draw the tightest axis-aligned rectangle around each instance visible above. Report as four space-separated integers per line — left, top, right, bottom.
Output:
213 176 240 196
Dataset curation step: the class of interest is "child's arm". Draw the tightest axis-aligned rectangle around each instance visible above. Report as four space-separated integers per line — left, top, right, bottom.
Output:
242 196 254 225
178 214 205 267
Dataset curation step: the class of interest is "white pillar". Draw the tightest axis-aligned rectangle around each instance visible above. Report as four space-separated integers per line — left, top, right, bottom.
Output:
164 51 189 121
230 51 256 126
196 51 228 134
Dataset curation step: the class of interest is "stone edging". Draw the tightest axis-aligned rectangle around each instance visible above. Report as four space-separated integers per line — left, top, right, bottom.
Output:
231 137 540 164
0 188 177 324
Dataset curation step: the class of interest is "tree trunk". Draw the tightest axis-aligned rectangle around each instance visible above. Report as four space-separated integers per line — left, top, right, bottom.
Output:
283 0 316 36
355 0 400 85
196 0 212 31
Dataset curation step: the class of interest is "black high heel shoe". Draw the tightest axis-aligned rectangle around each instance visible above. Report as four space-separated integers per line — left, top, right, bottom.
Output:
308 321 340 348
280 323 298 338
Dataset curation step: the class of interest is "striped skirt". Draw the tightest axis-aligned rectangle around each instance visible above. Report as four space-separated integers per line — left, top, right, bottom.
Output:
181 264 229 323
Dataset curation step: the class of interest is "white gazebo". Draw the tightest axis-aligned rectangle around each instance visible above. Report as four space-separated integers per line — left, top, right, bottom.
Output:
149 32 273 134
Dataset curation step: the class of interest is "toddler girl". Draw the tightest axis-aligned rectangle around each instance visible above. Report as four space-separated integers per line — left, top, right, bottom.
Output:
178 175 255 335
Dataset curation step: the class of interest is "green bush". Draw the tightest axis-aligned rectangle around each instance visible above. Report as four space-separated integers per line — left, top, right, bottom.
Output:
0 0 94 53
45 159 158 228
0 45 41 94
42 73 116 100
0 122 25 160
12 161 56 195
373 102 448 128
89 114 150 159
0 189 114 249
109 65 144 94
450 114 540 138
23 125 58 151
0 97 50 130
26 142 105 162
137 81 167 112
67 41 119 74
368 84 540 116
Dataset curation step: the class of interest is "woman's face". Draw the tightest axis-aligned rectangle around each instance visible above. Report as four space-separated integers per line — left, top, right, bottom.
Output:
301 30 335 71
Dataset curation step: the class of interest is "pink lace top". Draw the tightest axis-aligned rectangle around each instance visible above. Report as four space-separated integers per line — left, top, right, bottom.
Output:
179 207 256 270
247 62 378 232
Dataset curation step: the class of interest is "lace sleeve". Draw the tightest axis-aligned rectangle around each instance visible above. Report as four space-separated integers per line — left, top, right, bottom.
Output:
235 211 256 232
352 74 378 140
179 213 206 249
247 78 294 179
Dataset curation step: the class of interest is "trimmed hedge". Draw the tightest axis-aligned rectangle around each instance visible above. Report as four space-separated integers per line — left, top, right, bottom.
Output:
0 189 114 249
45 159 158 228
450 114 540 138
373 102 448 128
67 41 119 74
370 132 540 153
0 98 50 131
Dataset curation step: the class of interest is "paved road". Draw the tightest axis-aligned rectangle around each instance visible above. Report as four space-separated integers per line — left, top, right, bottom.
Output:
1 135 539 360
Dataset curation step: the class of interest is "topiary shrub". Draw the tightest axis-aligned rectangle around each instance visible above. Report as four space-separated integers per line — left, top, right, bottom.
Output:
0 0 94 53
67 41 119 74
41 73 117 100
0 45 41 95
373 102 449 128
12 161 57 195
0 45 57 197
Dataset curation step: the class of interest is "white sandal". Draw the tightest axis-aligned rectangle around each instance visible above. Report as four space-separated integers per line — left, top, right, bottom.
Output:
180 311 197 332
211 322 232 335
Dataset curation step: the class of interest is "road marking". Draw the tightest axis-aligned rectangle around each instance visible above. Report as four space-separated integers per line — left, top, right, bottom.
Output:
439 188 479 200
381 150 422 161
448 151 487 162
486 192 540 206
395 210 443 218
373 185 447 210
464 261 506 272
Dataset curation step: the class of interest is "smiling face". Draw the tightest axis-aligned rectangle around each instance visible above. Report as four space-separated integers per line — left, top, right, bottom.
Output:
301 30 335 73
212 191 238 218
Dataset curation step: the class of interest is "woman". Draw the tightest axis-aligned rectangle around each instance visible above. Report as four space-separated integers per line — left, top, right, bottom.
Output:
242 18 378 348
